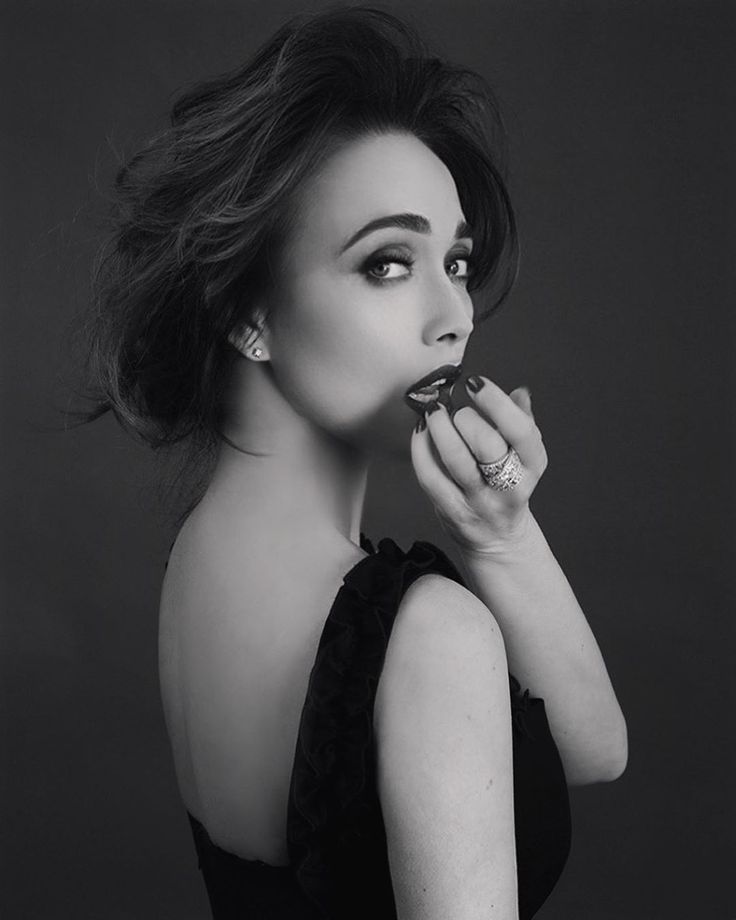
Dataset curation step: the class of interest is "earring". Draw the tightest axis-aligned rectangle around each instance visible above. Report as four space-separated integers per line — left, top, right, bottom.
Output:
251 347 263 359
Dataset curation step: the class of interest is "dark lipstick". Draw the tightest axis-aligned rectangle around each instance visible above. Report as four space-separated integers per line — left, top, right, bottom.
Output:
404 363 463 416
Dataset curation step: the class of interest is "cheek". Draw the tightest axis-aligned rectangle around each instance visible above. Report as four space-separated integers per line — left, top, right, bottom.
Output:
269 278 419 447
271 296 385 426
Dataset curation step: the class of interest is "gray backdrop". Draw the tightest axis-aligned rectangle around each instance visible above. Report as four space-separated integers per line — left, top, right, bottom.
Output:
2 1 733 917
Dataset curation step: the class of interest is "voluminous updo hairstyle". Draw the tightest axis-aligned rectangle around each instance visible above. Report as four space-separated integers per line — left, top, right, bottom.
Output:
77 3 518 468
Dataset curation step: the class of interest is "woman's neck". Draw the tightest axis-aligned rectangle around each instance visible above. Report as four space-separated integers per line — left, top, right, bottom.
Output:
208 359 370 548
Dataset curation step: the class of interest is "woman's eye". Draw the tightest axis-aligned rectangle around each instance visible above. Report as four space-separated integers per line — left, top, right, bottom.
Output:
361 251 475 285
448 256 474 280
363 254 413 282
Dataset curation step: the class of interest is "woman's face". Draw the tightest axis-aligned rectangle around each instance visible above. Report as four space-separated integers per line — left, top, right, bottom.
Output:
262 130 475 459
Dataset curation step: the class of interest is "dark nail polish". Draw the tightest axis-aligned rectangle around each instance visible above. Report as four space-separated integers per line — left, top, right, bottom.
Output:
466 375 484 393
425 401 442 415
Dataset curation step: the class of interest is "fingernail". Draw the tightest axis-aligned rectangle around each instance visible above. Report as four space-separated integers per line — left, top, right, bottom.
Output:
425 401 442 415
466 375 484 393
415 415 426 432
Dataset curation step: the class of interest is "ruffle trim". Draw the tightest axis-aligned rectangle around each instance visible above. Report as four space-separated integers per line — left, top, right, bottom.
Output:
286 533 539 916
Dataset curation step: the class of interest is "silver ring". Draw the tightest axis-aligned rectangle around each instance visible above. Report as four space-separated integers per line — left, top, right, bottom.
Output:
478 447 523 491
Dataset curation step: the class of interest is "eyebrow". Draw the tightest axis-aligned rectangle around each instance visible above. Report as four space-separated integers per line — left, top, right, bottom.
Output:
339 212 472 255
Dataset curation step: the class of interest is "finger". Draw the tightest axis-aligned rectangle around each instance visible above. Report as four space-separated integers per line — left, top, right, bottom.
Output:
411 413 469 510
466 377 541 455
453 403 544 473
421 402 490 494
504 389 547 471
451 405 516 465
510 387 534 421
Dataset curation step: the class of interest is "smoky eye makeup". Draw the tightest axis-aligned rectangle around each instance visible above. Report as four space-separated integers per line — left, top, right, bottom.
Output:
359 244 475 285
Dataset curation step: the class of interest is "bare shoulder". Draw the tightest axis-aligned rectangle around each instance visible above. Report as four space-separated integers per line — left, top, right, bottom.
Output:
373 573 518 919
396 571 499 631
376 573 503 694
374 572 506 733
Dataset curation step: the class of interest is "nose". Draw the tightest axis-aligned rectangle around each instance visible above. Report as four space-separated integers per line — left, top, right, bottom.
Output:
421 280 474 347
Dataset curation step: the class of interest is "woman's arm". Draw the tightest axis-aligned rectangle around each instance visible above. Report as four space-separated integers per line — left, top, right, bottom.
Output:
411 379 627 786
375 574 519 920
458 511 627 785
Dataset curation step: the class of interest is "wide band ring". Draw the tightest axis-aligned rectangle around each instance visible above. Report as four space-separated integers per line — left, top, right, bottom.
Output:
478 447 524 492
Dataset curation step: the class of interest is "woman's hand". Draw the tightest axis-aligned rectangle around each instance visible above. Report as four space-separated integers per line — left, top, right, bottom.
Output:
410 376 548 558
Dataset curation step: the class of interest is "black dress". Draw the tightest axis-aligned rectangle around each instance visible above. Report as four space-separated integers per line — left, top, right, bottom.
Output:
177 534 572 919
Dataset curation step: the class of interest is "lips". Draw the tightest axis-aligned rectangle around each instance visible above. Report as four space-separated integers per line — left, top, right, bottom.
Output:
404 363 463 416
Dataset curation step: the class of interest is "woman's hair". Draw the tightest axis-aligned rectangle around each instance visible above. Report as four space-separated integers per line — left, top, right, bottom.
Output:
73 2 518 480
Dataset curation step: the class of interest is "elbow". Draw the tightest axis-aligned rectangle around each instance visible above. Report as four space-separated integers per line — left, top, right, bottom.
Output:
567 714 628 785
596 736 628 783
603 711 628 781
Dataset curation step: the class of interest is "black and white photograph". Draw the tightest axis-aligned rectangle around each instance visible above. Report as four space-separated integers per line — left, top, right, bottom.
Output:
2 1 732 917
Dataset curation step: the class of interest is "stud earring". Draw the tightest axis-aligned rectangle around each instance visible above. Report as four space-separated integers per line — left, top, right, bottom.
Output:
252 347 263 359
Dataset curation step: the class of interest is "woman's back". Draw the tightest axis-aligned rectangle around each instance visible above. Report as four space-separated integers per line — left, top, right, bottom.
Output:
158 496 369 865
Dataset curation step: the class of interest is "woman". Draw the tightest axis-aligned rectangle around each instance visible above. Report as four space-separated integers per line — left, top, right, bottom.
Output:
79 5 627 918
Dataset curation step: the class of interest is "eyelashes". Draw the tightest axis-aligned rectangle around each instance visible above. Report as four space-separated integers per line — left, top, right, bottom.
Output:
361 248 476 286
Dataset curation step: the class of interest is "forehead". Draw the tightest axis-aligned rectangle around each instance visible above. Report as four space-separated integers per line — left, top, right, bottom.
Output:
289 132 466 258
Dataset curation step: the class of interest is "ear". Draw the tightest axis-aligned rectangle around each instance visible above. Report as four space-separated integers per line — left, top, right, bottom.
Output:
227 308 271 360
